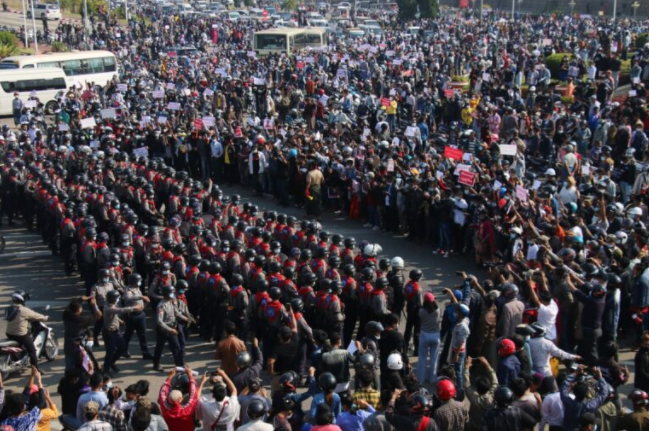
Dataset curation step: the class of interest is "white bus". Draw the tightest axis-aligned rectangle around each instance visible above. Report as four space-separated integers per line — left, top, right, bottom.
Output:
253 28 328 55
0 50 119 87
0 68 67 116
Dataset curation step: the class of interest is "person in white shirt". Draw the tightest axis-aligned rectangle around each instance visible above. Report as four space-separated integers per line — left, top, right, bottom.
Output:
539 376 564 431
210 136 224 183
196 369 240 431
528 271 559 341
529 323 580 377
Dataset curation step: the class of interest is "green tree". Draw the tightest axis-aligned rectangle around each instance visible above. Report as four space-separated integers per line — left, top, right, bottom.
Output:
0 31 18 48
0 43 18 58
282 0 299 12
418 0 438 18
396 0 418 20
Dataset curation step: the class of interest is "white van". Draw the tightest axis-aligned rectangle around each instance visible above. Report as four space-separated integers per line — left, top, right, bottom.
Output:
0 67 67 116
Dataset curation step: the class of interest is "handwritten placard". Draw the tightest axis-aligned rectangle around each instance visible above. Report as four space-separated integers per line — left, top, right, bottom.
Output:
499 144 517 156
80 117 96 129
101 108 117 119
458 170 475 186
443 146 463 161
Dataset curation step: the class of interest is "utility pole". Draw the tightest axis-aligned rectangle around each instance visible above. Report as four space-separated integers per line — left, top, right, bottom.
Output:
21 0 28 48
511 0 515 20
613 0 617 20
29 0 37 53
633 1 640 19
569 0 575 14
83 0 90 31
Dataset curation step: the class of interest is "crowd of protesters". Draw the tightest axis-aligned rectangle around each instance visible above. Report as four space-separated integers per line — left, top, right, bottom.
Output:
1 0 649 430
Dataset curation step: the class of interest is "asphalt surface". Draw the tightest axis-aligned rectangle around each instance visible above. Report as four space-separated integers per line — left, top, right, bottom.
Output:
0 9 64 32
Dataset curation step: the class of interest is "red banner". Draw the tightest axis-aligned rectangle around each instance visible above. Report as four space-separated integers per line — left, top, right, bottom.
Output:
458 170 476 187
194 119 203 129
459 0 469 8
296 61 305 69
444 146 464 161
380 97 390 107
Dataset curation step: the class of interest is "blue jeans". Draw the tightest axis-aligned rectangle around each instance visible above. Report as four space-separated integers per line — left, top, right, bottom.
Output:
439 222 452 251
368 205 379 227
417 331 440 383
453 351 467 388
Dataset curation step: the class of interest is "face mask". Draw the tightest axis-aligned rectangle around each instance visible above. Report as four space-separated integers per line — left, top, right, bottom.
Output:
223 247 230 252
162 270 170 275
102 278 110 284
136 281 142 287
273 248 281 254
105 382 113 390
510 234 517 239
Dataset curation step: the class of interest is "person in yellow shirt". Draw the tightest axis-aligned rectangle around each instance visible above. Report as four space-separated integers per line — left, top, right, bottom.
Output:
386 97 398 131
36 387 59 431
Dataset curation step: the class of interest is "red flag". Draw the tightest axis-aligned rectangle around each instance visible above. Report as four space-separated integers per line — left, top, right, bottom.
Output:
380 97 390 107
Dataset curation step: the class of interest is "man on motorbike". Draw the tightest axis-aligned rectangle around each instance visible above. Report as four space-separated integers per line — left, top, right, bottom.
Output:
5 290 48 370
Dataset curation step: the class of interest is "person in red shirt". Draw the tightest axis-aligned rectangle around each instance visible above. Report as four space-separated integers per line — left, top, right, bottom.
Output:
159 365 208 431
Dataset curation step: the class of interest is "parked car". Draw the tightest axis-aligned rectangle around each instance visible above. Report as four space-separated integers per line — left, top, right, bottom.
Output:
27 3 61 20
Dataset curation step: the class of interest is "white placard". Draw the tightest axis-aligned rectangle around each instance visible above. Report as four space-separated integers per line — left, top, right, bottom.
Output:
263 118 275 129
202 116 215 128
392 59 402 66
582 165 590 176
158 116 167 124
58 123 69 131
462 152 473 162
634 77 641 84
494 180 502 190
630 90 638 97
89 140 100 148
532 180 542 190
499 144 517 156
215 68 227 76
166 82 175 90
482 73 491 82
247 51 256 58
204 88 214 97
80 117 96 129
336 69 347 78
436 170 444 180
101 108 117 119
167 102 181 110
133 147 149 158
117 83 128 92
152 90 165 99
516 185 528 201
24 100 37 108
454 164 472 175
253 77 266 85
405 126 418 137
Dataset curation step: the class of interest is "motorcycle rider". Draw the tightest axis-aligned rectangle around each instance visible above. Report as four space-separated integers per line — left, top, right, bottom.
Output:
5 290 48 369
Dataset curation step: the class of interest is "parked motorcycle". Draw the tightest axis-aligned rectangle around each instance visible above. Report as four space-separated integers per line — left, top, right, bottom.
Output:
0 305 58 379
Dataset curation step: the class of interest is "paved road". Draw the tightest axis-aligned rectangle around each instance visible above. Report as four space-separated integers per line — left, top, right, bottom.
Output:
0 9 64 32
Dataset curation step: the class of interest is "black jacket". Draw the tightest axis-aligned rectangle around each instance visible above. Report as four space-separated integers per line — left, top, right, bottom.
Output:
232 344 263 393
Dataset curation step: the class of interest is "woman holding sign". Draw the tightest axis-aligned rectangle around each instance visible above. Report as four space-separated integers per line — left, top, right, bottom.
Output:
305 160 324 221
